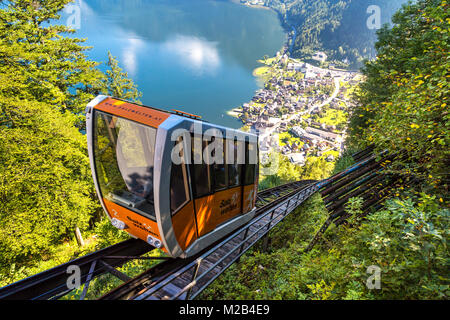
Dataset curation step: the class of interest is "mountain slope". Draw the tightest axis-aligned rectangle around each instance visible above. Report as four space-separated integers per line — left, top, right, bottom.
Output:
265 0 409 68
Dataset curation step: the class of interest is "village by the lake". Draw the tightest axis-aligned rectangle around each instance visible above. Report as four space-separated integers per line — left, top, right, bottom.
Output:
230 48 362 168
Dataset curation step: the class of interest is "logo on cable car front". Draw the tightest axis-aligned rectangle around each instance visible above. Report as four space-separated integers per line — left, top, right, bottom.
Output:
219 192 239 216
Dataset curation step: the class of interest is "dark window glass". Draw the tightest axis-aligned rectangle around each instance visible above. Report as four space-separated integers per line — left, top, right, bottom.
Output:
227 139 242 188
192 136 213 198
244 141 257 185
170 138 190 214
213 138 227 190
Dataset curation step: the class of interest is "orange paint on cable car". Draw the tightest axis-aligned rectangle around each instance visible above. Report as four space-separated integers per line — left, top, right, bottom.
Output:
95 97 170 128
195 186 243 237
102 198 162 239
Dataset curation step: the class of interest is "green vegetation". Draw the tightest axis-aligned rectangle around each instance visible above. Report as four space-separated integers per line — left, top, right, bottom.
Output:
0 0 142 285
105 51 142 103
0 0 100 272
258 152 336 191
0 0 448 301
62 247 166 300
200 192 448 300
198 194 330 299
264 0 408 68
278 131 302 148
312 105 348 131
348 0 449 196
253 66 272 77
330 149 355 176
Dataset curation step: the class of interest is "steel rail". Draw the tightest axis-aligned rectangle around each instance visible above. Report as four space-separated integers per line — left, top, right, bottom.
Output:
320 154 394 197
323 169 381 204
352 144 375 162
175 190 313 300
0 238 154 300
308 150 414 252
0 179 313 301
139 184 316 300
317 152 381 191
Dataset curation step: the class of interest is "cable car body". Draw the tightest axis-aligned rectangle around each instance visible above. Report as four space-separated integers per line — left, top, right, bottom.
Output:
86 96 259 258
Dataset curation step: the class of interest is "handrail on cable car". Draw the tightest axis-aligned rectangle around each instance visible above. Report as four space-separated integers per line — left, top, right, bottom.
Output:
171 109 202 120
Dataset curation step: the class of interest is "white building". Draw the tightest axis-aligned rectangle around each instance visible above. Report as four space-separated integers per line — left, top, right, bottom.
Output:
287 62 306 72
312 51 328 62
289 153 306 165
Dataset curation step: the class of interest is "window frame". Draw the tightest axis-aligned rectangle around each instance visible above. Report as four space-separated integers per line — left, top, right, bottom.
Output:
191 134 214 199
190 130 256 198
92 110 158 221
244 140 257 186
213 136 228 192
227 138 243 188
170 136 192 216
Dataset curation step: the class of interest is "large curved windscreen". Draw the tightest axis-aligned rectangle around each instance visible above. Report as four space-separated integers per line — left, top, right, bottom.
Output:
93 111 157 219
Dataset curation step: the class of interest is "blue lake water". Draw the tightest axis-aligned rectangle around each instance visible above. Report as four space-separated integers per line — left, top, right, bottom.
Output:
62 0 286 128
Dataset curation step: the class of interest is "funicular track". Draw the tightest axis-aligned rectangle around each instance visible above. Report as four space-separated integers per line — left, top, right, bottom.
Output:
1 147 403 301
0 238 155 300
0 180 316 300
307 148 417 251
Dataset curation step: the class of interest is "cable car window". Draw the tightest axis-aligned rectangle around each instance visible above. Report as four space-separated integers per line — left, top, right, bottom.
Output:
192 136 213 198
244 141 257 186
227 139 242 188
170 137 190 214
213 138 227 191
93 111 156 219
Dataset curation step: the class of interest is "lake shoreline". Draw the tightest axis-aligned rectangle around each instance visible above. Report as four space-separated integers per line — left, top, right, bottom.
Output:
227 0 293 125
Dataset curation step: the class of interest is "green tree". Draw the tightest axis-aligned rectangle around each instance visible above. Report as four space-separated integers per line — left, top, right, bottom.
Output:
104 51 142 102
0 93 98 266
348 0 449 193
0 0 106 128
0 0 107 268
199 193 449 300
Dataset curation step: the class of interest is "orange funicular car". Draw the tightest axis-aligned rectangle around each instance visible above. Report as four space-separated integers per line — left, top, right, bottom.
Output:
86 96 259 258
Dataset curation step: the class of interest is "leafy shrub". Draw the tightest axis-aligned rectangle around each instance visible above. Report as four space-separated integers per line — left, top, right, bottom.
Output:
199 193 449 300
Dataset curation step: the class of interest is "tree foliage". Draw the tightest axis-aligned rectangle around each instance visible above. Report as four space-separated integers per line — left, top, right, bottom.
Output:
202 0 449 301
0 0 103 267
0 94 97 266
348 0 449 193
0 0 106 127
259 153 335 190
0 0 141 269
105 51 142 103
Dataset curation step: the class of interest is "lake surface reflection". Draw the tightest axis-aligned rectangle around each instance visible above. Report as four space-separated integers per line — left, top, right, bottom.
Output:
65 0 286 128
